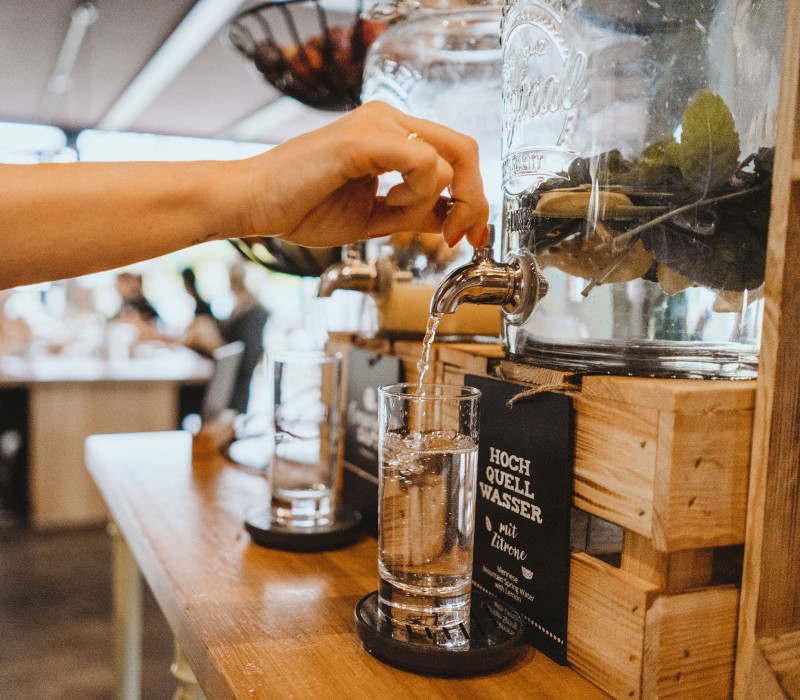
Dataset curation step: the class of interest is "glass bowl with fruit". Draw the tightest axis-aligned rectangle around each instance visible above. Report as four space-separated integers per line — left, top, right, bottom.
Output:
228 0 386 111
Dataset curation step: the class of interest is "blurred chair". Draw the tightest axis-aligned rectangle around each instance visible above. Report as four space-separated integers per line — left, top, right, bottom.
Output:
200 341 245 424
182 342 244 456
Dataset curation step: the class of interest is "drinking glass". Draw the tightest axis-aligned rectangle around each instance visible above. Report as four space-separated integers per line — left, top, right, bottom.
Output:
377 383 481 646
268 350 343 527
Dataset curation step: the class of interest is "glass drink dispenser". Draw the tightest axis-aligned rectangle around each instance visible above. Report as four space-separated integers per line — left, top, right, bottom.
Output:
499 0 785 378
321 0 505 339
362 0 504 228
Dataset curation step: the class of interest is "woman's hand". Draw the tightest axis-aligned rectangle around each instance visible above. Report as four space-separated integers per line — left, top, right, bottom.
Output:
237 101 490 249
0 101 489 290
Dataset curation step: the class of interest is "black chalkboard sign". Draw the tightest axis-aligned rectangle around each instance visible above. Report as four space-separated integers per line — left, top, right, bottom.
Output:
342 348 402 533
466 374 573 664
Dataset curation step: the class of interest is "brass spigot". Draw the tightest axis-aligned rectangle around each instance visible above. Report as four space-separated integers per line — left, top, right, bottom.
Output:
317 242 378 297
429 224 548 324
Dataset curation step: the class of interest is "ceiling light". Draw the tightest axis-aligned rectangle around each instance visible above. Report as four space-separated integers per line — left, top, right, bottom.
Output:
39 2 99 123
216 97 311 142
97 0 245 132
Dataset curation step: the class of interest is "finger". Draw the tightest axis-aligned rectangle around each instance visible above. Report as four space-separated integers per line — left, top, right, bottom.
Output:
281 176 379 247
368 143 453 238
335 103 489 244
366 197 450 238
383 154 453 208
399 117 489 246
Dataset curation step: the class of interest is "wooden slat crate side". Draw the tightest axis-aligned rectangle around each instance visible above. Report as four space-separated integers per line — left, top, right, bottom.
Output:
349 334 393 356
621 531 714 593
567 551 661 700
392 340 444 386
391 339 424 360
574 393 752 552
572 395 659 538
442 367 467 388
642 586 739 699
437 343 504 378
654 409 752 551
580 376 757 413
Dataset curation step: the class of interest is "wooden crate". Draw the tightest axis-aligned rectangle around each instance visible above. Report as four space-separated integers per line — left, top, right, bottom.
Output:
573 377 755 552
567 551 739 700
439 344 756 553
434 341 749 698
332 334 747 697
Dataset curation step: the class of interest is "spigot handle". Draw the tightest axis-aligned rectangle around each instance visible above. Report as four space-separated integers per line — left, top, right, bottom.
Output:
474 224 495 262
343 241 366 262
483 224 495 250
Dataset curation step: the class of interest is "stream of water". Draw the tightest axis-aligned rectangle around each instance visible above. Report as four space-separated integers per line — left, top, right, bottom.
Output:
416 313 442 388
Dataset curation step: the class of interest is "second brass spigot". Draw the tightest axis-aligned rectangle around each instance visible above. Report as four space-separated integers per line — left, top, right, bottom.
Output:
430 225 548 324
317 242 378 297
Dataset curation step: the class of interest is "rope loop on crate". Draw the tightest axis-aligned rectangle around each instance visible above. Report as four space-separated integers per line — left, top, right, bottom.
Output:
492 366 580 406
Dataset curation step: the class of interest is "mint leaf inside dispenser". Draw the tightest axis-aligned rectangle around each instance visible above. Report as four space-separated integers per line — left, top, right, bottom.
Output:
678 92 741 195
638 92 769 294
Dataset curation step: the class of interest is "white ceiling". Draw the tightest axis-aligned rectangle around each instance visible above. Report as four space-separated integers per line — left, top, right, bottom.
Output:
0 0 349 145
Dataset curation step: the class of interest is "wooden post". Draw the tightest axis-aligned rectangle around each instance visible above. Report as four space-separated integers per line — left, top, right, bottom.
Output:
110 521 143 700
734 1 800 696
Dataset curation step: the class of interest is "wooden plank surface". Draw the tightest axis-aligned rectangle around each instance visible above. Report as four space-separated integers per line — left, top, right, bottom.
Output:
572 394 659 537
620 531 713 593
567 551 660 700
579 375 756 413
643 587 739 699
86 431 610 700
573 390 751 551
736 0 800 696
759 629 800 697
653 408 751 551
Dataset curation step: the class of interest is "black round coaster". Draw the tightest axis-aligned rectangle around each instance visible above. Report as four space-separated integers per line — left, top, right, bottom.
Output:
244 505 363 552
354 590 527 676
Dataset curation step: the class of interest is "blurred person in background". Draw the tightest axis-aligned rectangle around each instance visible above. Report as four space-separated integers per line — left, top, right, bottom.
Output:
181 267 224 358
0 290 31 355
113 272 159 327
220 263 269 414
182 268 214 321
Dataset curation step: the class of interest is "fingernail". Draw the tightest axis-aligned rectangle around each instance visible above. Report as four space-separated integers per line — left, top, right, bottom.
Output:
479 225 489 248
448 232 465 249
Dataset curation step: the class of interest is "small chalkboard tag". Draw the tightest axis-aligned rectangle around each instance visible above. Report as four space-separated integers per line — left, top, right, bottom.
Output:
342 348 402 532
466 374 573 665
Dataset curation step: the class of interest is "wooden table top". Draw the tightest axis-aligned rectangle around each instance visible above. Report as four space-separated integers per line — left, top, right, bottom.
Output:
85 431 608 700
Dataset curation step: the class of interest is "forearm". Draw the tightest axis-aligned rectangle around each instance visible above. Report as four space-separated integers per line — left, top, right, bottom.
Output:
0 159 250 289
0 103 491 290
